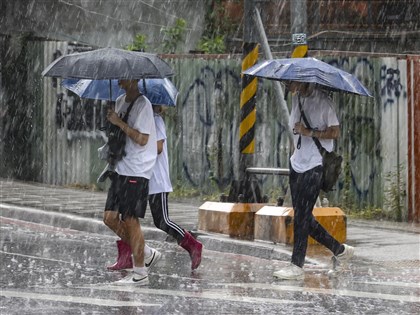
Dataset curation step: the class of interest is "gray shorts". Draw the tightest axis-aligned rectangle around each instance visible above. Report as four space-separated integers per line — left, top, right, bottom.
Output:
105 174 149 219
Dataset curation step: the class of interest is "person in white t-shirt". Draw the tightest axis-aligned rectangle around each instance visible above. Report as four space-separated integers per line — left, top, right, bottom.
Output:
273 82 354 280
102 79 157 285
109 105 203 270
149 105 202 270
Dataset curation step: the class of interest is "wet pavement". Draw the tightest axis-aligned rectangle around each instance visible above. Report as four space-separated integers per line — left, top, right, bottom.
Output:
1 178 420 314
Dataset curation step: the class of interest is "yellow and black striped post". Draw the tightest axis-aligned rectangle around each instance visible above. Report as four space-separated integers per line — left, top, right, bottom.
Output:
227 41 263 204
240 42 259 155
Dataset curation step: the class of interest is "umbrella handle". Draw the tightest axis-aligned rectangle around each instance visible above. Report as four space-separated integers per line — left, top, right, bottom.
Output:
107 101 115 110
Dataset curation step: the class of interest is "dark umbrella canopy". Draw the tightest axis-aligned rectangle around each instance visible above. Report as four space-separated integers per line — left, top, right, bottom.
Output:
242 57 372 97
42 48 174 80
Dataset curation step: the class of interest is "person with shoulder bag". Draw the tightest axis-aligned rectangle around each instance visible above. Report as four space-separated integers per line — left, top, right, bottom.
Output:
273 81 354 280
107 105 203 271
102 79 158 285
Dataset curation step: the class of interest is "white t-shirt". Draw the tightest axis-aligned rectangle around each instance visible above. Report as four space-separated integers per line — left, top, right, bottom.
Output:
114 94 157 179
289 88 339 173
148 114 173 194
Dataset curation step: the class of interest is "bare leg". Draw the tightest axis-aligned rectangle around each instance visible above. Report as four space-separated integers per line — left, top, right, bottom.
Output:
103 210 129 242
124 216 145 267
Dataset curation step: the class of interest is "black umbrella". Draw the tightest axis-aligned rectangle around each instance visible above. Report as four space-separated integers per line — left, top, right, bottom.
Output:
42 47 174 80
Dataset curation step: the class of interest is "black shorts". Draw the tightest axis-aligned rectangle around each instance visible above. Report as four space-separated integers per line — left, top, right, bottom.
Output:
105 175 149 219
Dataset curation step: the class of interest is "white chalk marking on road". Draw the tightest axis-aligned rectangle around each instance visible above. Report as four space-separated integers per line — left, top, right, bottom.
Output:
353 280 420 289
0 250 71 264
0 290 161 308
147 272 208 282
79 285 309 305
224 282 420 303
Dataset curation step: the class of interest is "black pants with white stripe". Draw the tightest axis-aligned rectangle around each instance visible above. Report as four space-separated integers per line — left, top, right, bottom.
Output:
148 192 185 243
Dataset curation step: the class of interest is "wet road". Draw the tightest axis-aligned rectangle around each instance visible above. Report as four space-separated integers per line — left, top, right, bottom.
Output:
1 209 419 314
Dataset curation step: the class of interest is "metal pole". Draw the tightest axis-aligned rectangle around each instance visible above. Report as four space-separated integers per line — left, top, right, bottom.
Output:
290 0 308 58
253 7 294 146
290 0 307 34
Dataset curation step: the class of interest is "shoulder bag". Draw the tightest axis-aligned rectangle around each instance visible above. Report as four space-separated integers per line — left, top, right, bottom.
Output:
298 96 343 192
106 95 140 166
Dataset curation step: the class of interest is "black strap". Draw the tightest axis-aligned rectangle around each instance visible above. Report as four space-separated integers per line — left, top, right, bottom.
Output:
121 94 141 123
99 94 142 131
298 95 325 154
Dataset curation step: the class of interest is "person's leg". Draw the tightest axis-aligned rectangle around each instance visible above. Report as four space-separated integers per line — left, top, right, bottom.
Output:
308 216 343 256
103 176 133 270
290 166 323 268
103 210 130 241
123 215 145 268
291 166 354 276
120 176 149 282
274 166 322 280
149 193 185 243
149 192 202 269
106 238 133 270
103 175 130 242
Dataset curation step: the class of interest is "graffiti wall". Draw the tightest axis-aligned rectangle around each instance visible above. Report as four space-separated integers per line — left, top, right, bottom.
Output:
4 41 417 221
164 55 412 217
40 41 106 186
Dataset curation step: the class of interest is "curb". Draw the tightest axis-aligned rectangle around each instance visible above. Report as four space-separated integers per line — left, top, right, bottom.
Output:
348 219 420 234
0 203 299 263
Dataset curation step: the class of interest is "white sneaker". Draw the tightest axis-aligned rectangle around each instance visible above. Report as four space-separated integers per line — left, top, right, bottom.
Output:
145 248 162 271
114 273 149 285
273 263 304 280
328 244 354 277
336 244 354 263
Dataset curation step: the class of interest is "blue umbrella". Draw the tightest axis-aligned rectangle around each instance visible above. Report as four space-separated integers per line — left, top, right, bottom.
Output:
242 57 372 97
61 78 178 106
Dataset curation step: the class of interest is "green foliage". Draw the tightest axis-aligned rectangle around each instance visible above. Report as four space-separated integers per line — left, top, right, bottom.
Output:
383 164 406 221
339 161 407 222
161 18 187 53
197 35 226 54
340 155 356 211
203 0 238 38
196 0 239 54
335 154 386 220
171 184 204 199
125 33 148 52
346 206 384 220
67 183 100 192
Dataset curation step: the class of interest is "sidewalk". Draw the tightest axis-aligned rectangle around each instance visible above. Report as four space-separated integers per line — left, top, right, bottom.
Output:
1 178 419 267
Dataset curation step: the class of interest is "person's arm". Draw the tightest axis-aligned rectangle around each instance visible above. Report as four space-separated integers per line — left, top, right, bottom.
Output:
107 110 149 146
157 139 164 154
293 122 340 140
310 125 340 139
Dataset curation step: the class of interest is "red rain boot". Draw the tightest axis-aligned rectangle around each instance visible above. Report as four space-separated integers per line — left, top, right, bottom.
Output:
107 240 133 270
180 231 203 270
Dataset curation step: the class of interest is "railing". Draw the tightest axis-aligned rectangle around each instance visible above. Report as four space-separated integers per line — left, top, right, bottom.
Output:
244 167 290 205
246 167 290 176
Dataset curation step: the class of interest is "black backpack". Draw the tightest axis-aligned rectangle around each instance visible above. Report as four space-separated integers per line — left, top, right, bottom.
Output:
106 96 139 167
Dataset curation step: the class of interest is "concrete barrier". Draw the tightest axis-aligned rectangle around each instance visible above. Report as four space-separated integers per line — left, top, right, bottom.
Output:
254 206 347 245
198 201 266 240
